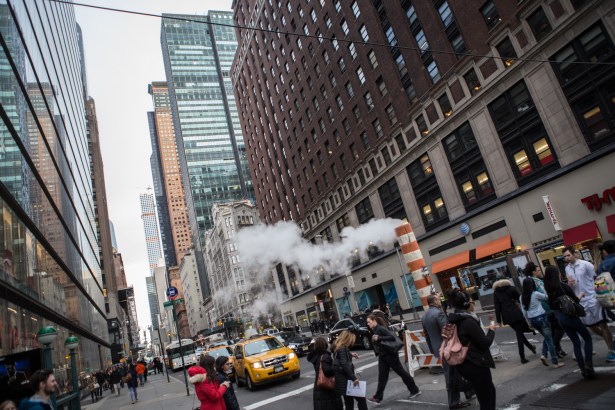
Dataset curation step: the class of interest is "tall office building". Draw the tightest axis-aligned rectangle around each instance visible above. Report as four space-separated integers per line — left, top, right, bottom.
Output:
147 82 192 266
145 275 160 334
140 189 164 275
232 1 615 324
0 0 109 386
160 11 253 250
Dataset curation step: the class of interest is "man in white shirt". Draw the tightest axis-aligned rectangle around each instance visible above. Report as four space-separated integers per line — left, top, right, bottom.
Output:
564 246 615 363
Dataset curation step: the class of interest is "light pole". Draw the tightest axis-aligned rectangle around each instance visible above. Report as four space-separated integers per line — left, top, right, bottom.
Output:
65 336 81 410
37 326 58 408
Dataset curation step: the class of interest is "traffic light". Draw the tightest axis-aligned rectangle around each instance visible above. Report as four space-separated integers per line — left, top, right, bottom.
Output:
218 320 223 327
167 331 171 338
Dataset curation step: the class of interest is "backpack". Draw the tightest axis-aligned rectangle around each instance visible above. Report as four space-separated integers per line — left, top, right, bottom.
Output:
439 322 469 366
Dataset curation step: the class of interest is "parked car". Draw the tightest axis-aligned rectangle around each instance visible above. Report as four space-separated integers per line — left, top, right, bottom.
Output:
233 335 300 391
328 315 372 349
275 331 313 356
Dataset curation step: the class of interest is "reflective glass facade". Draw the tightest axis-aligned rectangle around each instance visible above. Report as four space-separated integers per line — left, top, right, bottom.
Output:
0 0 107 384
161 11 253 248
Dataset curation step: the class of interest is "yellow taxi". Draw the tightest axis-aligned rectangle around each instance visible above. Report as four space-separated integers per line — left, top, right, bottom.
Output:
232 335 300 391
204 344 235 380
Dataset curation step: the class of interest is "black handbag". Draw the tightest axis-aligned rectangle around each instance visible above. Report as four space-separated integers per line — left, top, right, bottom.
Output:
380 334 404 352
557 286 586 318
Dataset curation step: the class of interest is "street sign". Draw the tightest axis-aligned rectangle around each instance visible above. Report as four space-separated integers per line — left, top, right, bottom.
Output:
166 286 178 300
163 298 183 307
163 301 173 307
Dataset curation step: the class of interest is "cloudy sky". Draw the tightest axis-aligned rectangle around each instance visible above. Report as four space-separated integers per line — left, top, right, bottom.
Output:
75 0 233 335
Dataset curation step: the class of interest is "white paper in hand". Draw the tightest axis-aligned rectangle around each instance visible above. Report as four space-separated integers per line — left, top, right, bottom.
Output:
346 380 367 397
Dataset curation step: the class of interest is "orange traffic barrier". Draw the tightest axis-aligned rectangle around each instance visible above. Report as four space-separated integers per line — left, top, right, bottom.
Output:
396 222 429 307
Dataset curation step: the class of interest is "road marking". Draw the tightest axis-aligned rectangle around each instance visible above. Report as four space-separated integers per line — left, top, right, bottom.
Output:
499 405 521 410
396 399 447 406
243 384 314 409
541 383 565 392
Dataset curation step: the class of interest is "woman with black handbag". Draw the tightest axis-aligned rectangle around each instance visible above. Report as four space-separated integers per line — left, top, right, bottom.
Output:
307 337 342 410
366 314 420 405
544 265 595 378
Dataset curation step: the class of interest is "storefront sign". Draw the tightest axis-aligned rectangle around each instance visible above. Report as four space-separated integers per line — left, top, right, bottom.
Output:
580 186 615 211
542 195 561 231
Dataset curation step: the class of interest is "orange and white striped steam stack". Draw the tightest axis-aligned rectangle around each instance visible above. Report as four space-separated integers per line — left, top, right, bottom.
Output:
395 223 430 308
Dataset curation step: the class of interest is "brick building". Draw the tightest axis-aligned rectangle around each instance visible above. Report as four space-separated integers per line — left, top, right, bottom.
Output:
231 0 615 323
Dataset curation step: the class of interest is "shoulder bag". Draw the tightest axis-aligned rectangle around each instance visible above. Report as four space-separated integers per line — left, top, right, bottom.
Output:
557 285 586 318
317 354 335 390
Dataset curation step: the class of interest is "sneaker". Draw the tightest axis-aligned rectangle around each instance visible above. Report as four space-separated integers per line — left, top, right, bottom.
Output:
367 397 381 405
540 355 549 366
408 391 422 399
552 362 565 369
557 350 567 358
606 351 615 363
449 401 472 409
521 358 529 364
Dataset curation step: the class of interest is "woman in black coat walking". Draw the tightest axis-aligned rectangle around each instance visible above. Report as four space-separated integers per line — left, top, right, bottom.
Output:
333 330 366 410
307 337 343 410
493 278 536 363
214 356 240 410
447 289 498 410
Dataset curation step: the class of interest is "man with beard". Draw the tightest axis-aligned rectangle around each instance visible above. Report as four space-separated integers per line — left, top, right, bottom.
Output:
18 369 57 410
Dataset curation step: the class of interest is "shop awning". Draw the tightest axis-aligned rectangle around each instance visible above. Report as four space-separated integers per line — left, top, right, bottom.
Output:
431 250 470 274
607 214 615 233
562 221 600 245
475 235 512 259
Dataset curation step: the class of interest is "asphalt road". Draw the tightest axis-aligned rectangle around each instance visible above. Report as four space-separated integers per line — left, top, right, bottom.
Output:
167 323 615 409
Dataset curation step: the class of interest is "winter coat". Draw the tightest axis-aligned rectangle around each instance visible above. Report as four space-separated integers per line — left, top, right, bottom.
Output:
421 306 447 358
216 371 240 410
371 324 397 356
493 279 524 325
188 365 227 410
135 363 145 375
126 368 139 389
447 310 495 369
307 350 343 410
332 346 358 396
110 369 121 384
18 394 53 410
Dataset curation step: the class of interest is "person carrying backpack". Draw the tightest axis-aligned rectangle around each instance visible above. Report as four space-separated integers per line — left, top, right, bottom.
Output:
445 289 497 410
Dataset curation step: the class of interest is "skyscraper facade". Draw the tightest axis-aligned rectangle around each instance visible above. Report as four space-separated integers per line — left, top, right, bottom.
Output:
0 0 109 384
147 82 192 266
232 1 615 323
160 11 253 249
140 189 164 275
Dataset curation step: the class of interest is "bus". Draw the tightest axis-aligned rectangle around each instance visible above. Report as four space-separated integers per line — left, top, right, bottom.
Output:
165 339 198 371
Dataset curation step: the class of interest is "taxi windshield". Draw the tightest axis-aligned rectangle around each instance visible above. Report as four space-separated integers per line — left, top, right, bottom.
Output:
207 347 231 358
244 338 283 356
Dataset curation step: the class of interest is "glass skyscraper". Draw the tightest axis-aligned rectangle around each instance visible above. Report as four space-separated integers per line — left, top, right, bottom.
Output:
160 11 253 248
0 0 108 392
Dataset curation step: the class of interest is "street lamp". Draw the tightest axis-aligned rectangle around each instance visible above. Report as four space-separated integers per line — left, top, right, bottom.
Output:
65 336 81 410
37 326 58 369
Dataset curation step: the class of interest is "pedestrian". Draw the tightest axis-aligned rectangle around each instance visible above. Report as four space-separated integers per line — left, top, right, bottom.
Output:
521 278 565 368
308 337 343 410
188 355 230 410
125 364 139 404
110 366 121 396
564 246 615 363
384 304 391 318
422 294 469 409
493 278 536 363
87 374 98 403
446 289 497 410
544 265 596 379
142 360 148 383
394 300 403 319
366 314 420 405
319 319 326 334
135 361 146 386
332 330 366 410
215 356 240 410
95 370 104 398
0 400 17 410
18 369 57 410
597 240 615 321
440 292 448 313
524 262 566 358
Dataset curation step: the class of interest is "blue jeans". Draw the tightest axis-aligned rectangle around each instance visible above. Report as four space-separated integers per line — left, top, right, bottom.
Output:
530 314 557 364
129 386 137 402
555 310 593 370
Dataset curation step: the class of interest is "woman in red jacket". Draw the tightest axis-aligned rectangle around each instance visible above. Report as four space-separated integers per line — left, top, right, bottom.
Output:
188 355 230 410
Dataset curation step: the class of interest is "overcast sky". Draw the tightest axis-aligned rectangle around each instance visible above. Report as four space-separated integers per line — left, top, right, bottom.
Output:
75 0 233 336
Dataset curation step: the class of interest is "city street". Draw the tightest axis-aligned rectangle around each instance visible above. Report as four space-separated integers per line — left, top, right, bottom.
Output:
106 323 615 410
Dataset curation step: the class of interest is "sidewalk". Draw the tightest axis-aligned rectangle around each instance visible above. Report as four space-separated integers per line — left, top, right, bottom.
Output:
81 373 198 410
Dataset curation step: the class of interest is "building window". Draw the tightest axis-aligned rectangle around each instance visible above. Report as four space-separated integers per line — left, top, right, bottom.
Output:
416 114 429 135
351 1 360 18
356 67 366 85
368 50 378 69
341 19 349 35
348 42 357 60
355 197 374 224
338 57 346 72
373 119 384 138
378 178 407 220
336 213 351 232
359 25 369 42
438 93 453 117
364 92 374 111
407 154 433 184
353 106 361 122
437 1 453 28
496 36 517 68
376 76 387 97
395 134 407 154
480 1 500 30
464 68 481 95
408 155 448 229
488 81 559 183
426 58 440 83
329 72 337 88
443 122 495 210
336 95 344 111
385 104 397 125
360 131 370 149
381 147 392 165
527 7 552 42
